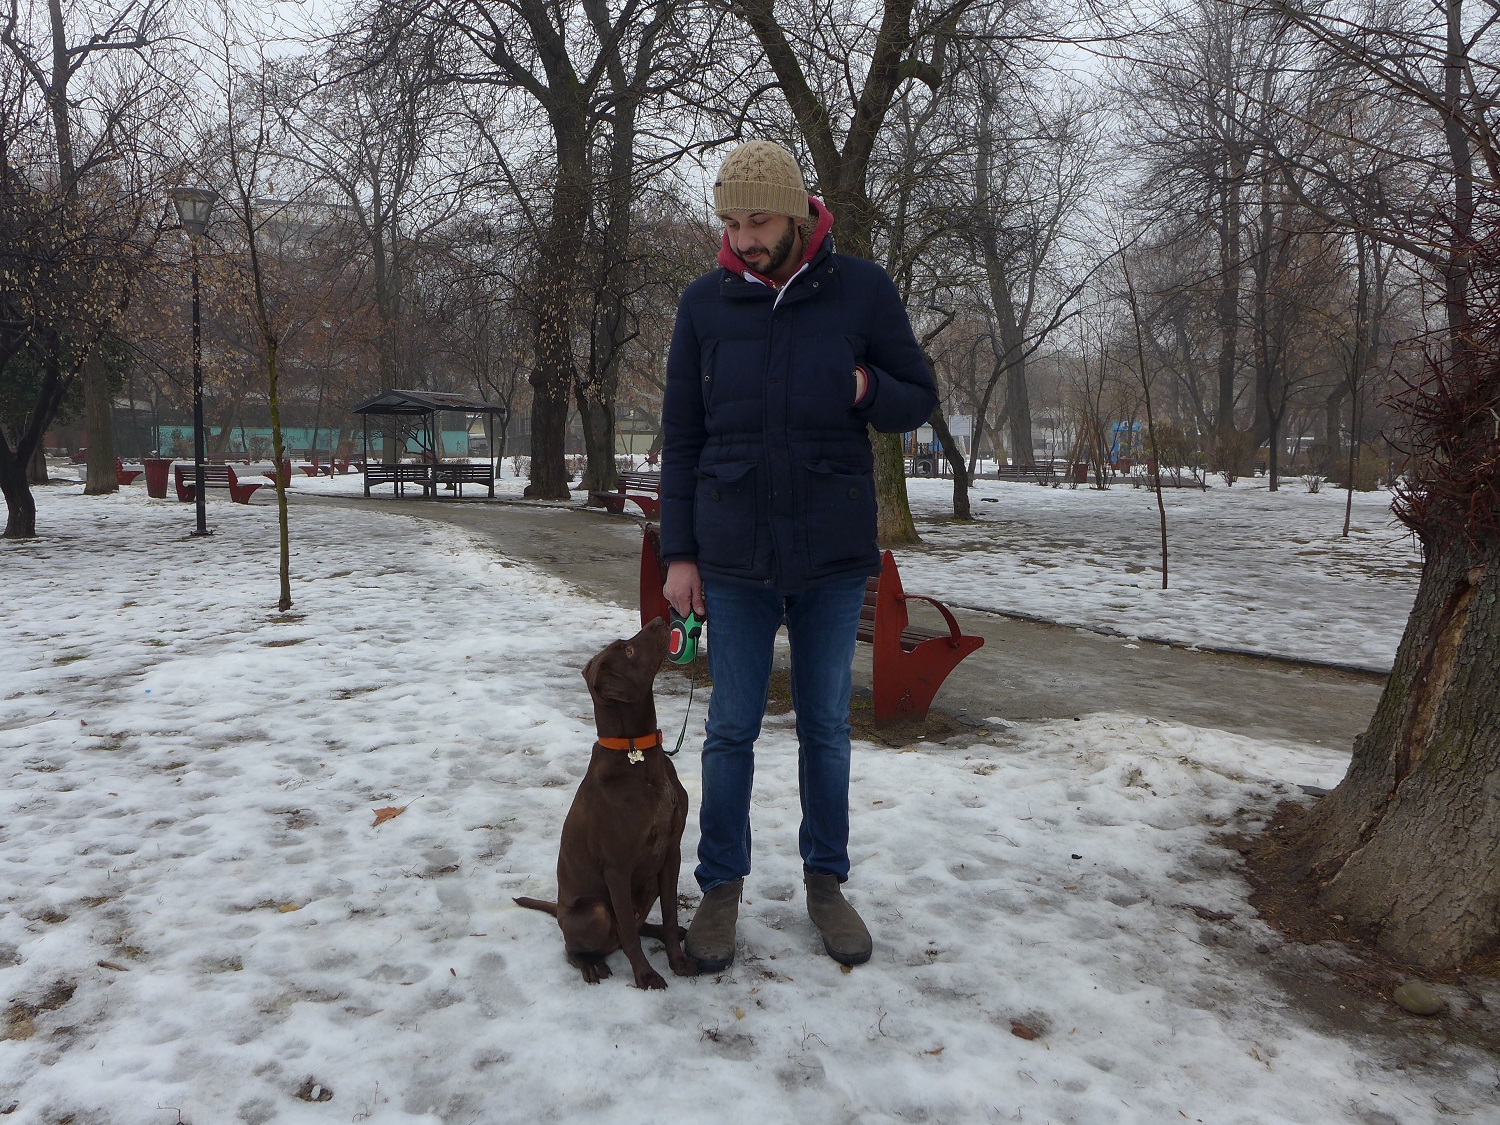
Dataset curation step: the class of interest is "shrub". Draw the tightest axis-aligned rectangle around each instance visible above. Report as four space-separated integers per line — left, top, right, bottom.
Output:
1212 427 1257 486
1328 449 1384 491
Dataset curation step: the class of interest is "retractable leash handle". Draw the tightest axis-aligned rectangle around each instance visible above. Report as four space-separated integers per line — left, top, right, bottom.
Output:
666 607 705 756
668 608 705 665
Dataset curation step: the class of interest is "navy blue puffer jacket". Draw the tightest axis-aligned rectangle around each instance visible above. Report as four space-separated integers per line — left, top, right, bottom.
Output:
660 209 938 592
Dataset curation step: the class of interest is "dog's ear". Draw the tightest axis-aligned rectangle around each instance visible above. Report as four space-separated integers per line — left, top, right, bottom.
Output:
583 645 635 702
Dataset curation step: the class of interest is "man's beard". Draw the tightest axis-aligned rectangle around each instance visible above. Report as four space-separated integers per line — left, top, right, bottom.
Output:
758 223 797 276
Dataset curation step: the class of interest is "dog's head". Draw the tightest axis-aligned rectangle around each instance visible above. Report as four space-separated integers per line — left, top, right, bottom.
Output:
582 617 670 706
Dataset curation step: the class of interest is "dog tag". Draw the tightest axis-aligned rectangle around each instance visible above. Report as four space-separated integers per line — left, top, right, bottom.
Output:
628 749 645 764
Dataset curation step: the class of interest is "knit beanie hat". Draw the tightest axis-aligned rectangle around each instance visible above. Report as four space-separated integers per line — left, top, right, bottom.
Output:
713 141 810 219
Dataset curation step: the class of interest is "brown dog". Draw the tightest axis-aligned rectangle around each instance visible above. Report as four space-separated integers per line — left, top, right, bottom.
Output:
514 617 697 989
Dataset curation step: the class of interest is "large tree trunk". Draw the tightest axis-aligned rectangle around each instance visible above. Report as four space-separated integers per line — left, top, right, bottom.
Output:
1 457 38 538
1287 539 1499 968
3 343 71 536
82 354 117 494
27 441 48 485
1272 0 1497 968
577 67 642 498
575 386 615 494
525 121 588 501
927 404 971 521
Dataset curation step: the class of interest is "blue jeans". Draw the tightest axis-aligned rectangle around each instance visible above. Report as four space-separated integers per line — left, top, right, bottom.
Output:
696 574 868 891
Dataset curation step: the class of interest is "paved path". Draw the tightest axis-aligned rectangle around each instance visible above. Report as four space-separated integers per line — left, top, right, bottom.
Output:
299 494 1384 750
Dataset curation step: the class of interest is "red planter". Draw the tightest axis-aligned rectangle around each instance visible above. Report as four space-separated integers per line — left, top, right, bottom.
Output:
143 458 173 498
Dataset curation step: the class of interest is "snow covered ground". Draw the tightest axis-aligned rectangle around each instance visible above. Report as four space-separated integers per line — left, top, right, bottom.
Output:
294 462 1423 671
4 481 1479 1125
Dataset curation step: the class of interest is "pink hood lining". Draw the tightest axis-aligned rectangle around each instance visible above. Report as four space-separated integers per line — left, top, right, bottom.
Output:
716 196 835 286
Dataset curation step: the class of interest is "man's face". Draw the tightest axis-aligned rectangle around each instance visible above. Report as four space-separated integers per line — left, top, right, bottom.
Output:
723 212 800 280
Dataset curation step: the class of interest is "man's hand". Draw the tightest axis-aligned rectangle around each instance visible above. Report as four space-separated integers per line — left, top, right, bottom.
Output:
664 560 705 617
853 365 868 404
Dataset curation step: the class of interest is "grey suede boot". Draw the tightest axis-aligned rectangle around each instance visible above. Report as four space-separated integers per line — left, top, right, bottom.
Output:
805 873 873 966
687 879 742 972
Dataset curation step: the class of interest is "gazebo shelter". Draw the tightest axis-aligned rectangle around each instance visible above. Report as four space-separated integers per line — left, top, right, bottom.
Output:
351 389 507 499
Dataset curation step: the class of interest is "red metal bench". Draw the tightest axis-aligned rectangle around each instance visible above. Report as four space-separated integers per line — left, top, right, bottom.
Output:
115 458 143 486
638 528 981 723
173 463 266 504
592 470 661 518
858 550 984 723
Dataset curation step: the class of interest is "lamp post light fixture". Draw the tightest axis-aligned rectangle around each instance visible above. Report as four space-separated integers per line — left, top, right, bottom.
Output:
168 186 218 536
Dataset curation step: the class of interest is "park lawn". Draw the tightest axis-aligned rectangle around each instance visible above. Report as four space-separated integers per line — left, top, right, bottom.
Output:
1 484 1482 1125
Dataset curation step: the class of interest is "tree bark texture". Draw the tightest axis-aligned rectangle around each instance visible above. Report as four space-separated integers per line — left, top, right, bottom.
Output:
26 441 48 485
2 343 72 538
927 404 971 521
524 124 588 501
82 353 117 494
1294 540 1499 968
1 459 38 538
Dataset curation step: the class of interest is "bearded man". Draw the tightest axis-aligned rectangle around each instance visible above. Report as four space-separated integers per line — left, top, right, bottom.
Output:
660 140 937 971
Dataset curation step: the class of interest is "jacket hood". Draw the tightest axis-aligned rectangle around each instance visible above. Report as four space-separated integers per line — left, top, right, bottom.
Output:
716 196 835 285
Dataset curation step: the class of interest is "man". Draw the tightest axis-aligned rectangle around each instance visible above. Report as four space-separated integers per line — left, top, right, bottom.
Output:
661 140 937 971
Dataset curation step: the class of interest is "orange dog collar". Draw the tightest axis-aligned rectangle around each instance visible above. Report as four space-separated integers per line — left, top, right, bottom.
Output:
597 730 664 756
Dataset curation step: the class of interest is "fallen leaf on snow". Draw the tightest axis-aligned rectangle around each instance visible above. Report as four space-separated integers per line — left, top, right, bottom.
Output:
1010 1021 1040 1040
372 796 423 827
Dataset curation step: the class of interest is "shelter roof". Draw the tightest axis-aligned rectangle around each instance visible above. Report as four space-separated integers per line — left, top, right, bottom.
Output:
351 389 507 416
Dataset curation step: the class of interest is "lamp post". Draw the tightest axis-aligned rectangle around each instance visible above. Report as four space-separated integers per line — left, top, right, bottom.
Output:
168 186 218 537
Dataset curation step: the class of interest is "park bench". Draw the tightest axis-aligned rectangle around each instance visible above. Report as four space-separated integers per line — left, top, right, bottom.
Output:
857 551 985 723
364 462 433 497
432 461 496 498
115 458 143 486
991 460 1059 484
173 463 267 504
363 461 495 498
637 526 982 724
591 469 661 518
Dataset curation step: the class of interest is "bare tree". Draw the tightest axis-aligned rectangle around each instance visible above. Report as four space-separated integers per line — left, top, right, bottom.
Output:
1246 0 1500 971
373 0 689 500
277 24 470 391
3 0 179 495
1111 0 1289 464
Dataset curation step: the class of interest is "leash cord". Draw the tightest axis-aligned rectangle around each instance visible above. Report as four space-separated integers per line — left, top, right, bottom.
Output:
668 668 696 757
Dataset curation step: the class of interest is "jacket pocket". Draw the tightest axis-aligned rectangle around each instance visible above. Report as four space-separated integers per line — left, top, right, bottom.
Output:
799 461 876 571
695 461 758 571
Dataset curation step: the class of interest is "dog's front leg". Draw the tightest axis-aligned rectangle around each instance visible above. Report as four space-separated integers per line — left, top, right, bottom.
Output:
604 869 667 990
658 846 697 977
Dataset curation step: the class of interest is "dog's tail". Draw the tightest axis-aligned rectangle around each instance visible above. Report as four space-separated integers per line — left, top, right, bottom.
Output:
513 896 558 916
